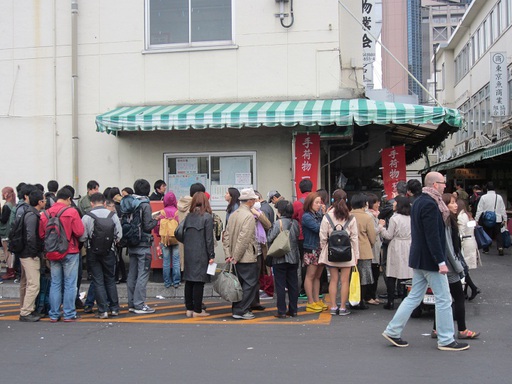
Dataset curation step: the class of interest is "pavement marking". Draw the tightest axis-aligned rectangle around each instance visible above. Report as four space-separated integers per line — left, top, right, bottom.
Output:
0 298 334 325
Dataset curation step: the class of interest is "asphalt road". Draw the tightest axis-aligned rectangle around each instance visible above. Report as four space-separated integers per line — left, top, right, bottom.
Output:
1 248 511 384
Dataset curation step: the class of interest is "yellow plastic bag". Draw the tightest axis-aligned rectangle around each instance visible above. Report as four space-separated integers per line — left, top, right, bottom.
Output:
348 266 361 306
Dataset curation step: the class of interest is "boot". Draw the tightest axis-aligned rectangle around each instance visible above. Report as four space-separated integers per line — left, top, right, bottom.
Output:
1 268 15 280
383 300 394 310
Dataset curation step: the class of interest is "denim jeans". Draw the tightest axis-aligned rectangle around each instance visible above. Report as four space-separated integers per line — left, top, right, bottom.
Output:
384 269 455 346
127 249 152 310
49 253 79 320
161 244 180 287
87 249 119 313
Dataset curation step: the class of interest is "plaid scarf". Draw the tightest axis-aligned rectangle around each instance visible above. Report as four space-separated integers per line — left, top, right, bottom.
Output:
422 187 450 223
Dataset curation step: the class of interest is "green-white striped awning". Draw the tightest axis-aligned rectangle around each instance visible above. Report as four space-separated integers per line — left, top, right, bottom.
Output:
95 99 462 134
483 140 512 159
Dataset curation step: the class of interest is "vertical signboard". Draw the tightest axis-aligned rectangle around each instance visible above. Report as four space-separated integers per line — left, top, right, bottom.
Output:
490 52 509 117
294 134 320 198
381 146 406 199
362 0 382 88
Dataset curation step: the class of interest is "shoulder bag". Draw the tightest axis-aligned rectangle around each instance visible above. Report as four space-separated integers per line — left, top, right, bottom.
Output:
213 263 243 302
267 220 291 258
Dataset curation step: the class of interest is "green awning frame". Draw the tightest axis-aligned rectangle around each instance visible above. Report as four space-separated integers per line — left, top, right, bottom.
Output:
95 99 462 134
427 149 485 172
483 140 512 159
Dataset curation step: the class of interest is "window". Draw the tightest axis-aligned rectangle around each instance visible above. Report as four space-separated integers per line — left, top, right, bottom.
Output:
146 0 233 50
164 152 256 210
433 26 447 41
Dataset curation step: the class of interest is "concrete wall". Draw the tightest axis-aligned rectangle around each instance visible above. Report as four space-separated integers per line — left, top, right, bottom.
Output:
0 0 364 195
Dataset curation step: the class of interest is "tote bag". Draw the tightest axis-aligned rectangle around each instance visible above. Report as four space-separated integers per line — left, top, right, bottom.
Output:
267 220 291 258
348 266 361 306
213 263 243 303
474 225 492 249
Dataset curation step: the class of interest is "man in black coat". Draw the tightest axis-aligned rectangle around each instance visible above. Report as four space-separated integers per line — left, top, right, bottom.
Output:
382 172 470 351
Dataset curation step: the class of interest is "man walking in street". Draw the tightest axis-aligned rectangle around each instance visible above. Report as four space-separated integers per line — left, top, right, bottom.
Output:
382 172 469 351
18 190 46 322
80 193 122 319
40 188 85 322
475 181 507 255
223 188 260 320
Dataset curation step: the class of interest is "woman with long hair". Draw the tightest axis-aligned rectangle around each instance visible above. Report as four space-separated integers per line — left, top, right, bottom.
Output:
379 196 413 310
431 193 479 339
181 192 215 317
301 192 326 312
319 189 359 316
225 187 240 225
0 187 17 281
365 193 382 305
456 199 481 300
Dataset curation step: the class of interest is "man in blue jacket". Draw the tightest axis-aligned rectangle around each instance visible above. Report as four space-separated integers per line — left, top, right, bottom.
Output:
382 172 469 351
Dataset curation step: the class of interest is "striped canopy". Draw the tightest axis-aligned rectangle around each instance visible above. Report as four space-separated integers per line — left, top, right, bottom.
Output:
95 99 462 134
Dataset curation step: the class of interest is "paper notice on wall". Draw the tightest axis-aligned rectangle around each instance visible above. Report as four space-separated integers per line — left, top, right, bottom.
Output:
176 157 198 174
235 173 252 185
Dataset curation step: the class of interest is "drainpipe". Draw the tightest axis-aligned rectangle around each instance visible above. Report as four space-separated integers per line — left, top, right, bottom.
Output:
53 0 58 178
71 0 79 193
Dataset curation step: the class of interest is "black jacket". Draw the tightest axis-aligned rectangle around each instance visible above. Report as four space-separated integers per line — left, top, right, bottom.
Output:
19 206 43 258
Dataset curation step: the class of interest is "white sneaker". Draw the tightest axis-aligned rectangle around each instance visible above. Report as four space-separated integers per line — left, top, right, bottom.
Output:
134 305 155 314
259 292 273 300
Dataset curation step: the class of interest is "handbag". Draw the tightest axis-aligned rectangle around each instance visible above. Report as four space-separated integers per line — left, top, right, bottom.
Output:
174 218 185 243
213 263 243 302
267 220 291 258
501 228 511 248
474 225 492 249
348 266 361 306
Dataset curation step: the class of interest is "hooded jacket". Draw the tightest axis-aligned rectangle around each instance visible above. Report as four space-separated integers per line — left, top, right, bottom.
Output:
154 191 179 235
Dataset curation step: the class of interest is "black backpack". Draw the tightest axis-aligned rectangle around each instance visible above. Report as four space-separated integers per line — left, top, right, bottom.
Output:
119 195 144 247
325 214 354 263
44 207 71 260
86 211 116 256
8 209 28 254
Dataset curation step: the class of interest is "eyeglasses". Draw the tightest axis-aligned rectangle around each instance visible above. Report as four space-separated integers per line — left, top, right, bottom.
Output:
436 181 446 184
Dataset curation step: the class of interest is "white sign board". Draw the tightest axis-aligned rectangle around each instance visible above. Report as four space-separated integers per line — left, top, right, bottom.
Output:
490 52 509 117
362 0 382 65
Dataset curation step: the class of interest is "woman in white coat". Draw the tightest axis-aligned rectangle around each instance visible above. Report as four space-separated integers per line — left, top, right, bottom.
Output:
378 196 413 310
457 199 481 301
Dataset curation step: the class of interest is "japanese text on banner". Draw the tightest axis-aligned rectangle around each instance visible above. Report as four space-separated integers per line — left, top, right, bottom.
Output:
381 146 406 200
294 134 320 198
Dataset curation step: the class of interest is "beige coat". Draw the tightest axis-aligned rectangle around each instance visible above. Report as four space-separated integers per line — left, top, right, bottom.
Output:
222 204 257 263
319 211 359 267
380 213 413 279
351 208 376 260
457 211 481 269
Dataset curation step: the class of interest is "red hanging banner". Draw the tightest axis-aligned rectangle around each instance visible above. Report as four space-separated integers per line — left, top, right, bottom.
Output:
294 133 320 197
381 146 406 199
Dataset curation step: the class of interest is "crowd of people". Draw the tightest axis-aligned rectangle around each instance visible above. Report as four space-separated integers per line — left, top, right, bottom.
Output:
0 173 505 349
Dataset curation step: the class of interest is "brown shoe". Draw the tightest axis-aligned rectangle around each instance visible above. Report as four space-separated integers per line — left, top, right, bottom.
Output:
192 310 210 317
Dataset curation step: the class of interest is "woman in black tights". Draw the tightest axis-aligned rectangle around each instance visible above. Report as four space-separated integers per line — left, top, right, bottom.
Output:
432 194 480 340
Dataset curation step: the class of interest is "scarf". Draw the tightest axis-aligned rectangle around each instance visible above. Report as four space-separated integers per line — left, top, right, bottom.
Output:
254 211 267 244
422 187 450 223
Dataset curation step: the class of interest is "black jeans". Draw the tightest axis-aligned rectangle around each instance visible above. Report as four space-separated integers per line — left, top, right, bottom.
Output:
185 281 205 313
434 279 467 332
232 263 259 316
115 246 127 281
385 277 406 301
483 223 503 250
250 254 263 307
87 249 119 313
365 263 380 301
273 263 299 315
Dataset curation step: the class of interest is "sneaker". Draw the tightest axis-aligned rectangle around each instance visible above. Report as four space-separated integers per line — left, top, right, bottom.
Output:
431 329 437 339
128 307 136 313
382 332 409 348
83 306 93 314
232 312 256 320
19 313 41 322
50 317 60 323
438 341 470 351
330 307 339 315
305 302 323 313
75 299 85 309
96 312 108 319
134 305 155 314
458 329 480 339
110 310 120 317
338 308 351 316
498 248 504 256
316 301 328 311
298 293 308 299
63 315 81 322
259 292 273 300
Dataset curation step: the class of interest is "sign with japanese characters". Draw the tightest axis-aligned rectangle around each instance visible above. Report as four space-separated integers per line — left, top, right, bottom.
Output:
490 52 509 117
294 134 320 198
362 0 382 65
381 146 406 200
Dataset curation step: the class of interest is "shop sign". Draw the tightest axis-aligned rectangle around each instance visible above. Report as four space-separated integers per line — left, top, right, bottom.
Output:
490 52 509 117
294 134 320 197
381 146 406 199
453 168 486 180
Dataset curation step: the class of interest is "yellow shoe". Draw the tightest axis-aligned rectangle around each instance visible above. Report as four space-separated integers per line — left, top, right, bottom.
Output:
316 301 328 311
305 302 323 312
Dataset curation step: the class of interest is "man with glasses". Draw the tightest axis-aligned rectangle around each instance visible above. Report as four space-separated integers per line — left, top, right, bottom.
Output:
382 172 470 351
